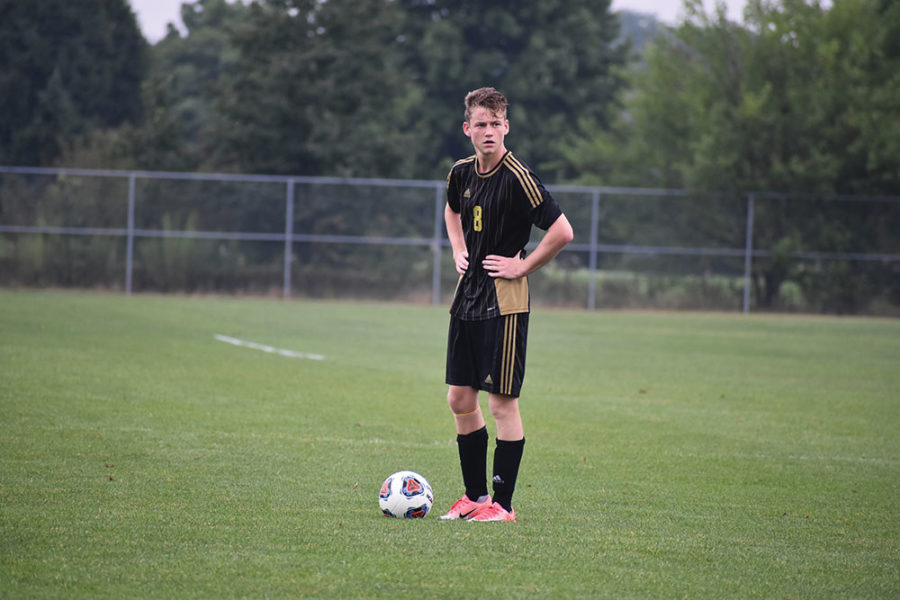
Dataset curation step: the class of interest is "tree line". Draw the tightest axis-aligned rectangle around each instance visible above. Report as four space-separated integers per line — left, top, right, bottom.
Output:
2 0 897 193
0 0 897 312
1 0 626 181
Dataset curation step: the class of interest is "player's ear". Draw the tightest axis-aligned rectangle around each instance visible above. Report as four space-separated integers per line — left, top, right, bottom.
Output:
462 121 471 138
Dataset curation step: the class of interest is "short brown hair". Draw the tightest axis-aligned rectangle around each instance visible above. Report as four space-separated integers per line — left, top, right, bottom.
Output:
464 87 508 122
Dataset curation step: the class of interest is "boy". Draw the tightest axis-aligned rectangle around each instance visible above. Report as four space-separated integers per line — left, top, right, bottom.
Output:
441 87 573 522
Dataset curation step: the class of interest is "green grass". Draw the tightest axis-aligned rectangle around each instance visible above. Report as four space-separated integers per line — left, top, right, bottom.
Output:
1 290 898 598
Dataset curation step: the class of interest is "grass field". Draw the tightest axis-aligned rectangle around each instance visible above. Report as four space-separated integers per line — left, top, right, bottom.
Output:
1 290 898 598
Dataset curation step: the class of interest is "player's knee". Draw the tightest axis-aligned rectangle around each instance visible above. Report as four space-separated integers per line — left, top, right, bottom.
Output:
448 387 478 415
488 394 518 420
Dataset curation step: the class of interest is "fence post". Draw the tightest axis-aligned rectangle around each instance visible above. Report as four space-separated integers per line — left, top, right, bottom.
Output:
742 193 755 314
431 184 444 305
125 173 136 295
283 179 295 298
588 190 600 311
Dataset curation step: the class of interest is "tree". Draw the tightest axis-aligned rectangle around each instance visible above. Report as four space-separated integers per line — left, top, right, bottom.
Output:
565 0 900 194
559 0 900 311
44 0 243 173
400 0 628 179
142 0 248 170
0 0 146 166
216 0 422 177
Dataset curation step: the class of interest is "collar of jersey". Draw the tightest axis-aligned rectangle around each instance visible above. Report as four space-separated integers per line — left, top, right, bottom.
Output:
476 151 511 179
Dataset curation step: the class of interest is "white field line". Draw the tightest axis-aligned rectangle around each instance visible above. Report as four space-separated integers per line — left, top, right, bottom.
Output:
214 334 324 360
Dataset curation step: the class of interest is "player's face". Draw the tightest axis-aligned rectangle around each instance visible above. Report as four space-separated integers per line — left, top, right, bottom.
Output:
463 107 509 159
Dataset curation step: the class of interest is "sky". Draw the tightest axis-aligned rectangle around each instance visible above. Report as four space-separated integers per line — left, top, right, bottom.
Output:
128 0 749 44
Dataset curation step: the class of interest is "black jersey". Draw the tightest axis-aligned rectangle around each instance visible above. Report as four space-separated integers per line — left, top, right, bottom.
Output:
446 151 563 320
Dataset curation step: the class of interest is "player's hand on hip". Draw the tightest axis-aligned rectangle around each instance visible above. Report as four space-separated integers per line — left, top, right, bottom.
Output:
483 251 523 279
454 250 469 275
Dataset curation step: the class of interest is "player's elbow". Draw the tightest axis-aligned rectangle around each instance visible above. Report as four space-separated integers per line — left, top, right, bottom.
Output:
555 215 574 246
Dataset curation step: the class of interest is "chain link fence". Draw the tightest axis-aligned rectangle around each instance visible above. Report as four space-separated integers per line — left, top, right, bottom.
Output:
2 166 898 314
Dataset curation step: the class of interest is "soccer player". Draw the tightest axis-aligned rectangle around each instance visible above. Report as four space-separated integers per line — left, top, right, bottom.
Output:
440 87 574 522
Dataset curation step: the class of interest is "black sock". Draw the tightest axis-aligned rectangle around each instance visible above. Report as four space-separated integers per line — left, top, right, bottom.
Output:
457 426 489 501
492 438 525 512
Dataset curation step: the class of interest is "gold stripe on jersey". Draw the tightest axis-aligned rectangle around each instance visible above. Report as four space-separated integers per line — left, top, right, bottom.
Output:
508 156 542 208
501 314 517 396
504 154 543 208
447 156 476 183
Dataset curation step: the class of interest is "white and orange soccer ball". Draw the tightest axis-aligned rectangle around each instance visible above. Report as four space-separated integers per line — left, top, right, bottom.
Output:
379 471 434 518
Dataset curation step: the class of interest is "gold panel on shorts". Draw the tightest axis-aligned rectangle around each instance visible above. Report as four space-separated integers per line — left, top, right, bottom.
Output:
494 277 529 315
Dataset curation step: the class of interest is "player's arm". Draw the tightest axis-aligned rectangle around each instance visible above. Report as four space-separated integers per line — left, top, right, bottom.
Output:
444 202 469 275
483 213 573 279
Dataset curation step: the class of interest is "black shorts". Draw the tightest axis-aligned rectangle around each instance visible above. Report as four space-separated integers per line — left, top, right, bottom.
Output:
445 313 529 398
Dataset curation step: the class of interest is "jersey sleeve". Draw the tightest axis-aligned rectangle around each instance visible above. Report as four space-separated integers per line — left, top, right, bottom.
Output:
528 181 562 231
446 166 461 213
505 154 562 230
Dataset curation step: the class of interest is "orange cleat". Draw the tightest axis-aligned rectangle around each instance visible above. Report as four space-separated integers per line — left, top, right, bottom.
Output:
467 501 516 522
439 494 492 520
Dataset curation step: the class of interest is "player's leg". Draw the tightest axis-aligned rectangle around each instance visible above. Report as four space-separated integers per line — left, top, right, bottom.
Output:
442 318 491 519
441 385 491 518
448 384 490 503
447 384 483 435
486 392 525 515
448 386 490 499
469 313 528 522
489 393 523 440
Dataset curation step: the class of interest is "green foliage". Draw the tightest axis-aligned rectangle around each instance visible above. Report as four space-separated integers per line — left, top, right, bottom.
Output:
567 0 900 195
0 0 146 166
1 291 899 597
51 0 247 172
560 0 900 309
400 0 628 179
2 171 897 313
216 0 422 177
119 0 628 179
3 1 898 314
0 173 129 287
145 0 248 170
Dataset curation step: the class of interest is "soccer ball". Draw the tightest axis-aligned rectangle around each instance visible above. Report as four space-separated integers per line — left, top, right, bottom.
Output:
379 470 434 518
